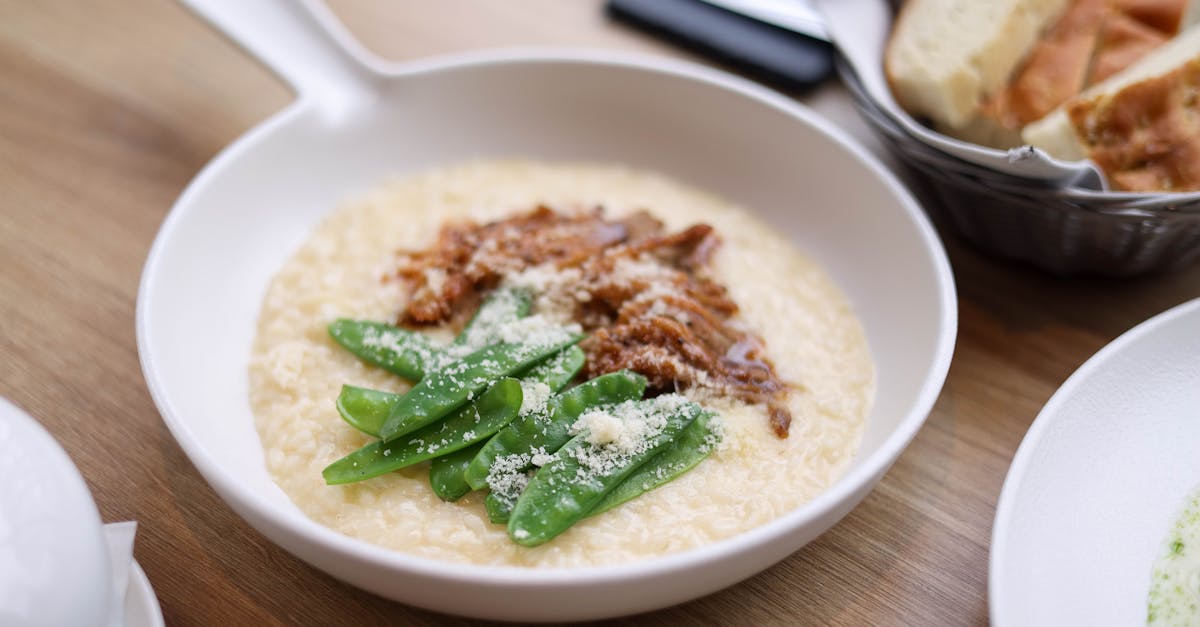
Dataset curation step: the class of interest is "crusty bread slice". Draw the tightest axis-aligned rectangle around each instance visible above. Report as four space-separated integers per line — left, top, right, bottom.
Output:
956 0 1109 148
1024 23 1200 162
1091 8 1179 83
885 0 1070 131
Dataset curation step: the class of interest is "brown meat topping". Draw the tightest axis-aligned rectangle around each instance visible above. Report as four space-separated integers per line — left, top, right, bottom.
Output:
391 205 795 437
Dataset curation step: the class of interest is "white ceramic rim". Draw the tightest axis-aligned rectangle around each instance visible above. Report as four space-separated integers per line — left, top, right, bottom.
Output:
988 297 1200 625
125 561 164 627
0 396 113 623
137 47 956 586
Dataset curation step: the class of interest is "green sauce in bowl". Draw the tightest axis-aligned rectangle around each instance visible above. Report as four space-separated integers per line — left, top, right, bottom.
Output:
1148 485 1200 626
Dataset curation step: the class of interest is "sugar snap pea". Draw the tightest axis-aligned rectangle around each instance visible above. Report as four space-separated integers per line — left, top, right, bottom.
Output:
334 385 396 437
470 370 649 524
519 345 585 391
328 319 443 381
588 410 719 517
464 370 648 492
330 347 579 439
377 334 582 442
485 492 515 524
333 346 582 490
429 442 484 501
330 352 577 439
506 396 705 546
426 349 581 502
332 289 535 438
323 378 523 485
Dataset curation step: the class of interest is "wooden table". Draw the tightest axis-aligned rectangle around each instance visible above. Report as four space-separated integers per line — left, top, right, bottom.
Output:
3 2 1197 624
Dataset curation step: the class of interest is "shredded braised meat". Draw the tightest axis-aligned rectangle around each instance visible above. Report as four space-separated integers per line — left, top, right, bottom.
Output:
391 205 795 437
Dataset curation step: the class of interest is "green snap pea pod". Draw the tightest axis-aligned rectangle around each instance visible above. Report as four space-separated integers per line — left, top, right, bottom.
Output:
484 480 536 525
519 345 585 391
378 334 582 442
485 492 514 524
507 397 706 547
332 347 582 493
328 319 443 381
470 371 650 524
484 487 518 521
334 385 396 437
331 344 580 440
392 287 532 447
436 347 581 509
323 378 523 485
587 410 719 517
331 292 533 438
429 442 485 501
333 288 538 436
464 370 648 491
454 287 532 348
426 347 582 502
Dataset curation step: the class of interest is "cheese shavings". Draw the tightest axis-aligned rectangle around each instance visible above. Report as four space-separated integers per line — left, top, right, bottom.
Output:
567 394 689 477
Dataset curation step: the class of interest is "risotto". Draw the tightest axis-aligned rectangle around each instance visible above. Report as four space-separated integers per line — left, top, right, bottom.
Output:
249 161 874 567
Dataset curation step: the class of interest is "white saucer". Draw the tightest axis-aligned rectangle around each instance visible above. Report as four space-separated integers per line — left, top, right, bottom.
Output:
0 397 112 625
0 398 163 627
125 561 164 627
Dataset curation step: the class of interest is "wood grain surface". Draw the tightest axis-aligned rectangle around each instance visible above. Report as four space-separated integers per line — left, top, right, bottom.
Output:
2 1 1198 625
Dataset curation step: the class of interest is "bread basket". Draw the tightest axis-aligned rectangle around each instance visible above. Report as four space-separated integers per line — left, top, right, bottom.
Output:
825 2 1200 277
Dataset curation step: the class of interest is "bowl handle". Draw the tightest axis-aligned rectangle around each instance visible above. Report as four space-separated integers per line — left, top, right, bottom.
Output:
179 0 382 111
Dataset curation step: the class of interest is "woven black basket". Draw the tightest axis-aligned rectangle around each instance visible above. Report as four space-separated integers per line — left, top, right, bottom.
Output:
838 60 1200 277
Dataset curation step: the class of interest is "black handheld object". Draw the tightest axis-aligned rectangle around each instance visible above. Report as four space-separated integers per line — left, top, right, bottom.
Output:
606 0 834 91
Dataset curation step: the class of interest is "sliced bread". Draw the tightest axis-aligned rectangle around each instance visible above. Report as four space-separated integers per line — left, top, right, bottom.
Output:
1024 24 1200 190
885 0 1070 131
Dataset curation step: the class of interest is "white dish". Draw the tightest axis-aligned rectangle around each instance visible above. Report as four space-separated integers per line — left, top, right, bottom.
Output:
0 397 112 627
991 298 1200 626
136 0 956 620
125 561 164 627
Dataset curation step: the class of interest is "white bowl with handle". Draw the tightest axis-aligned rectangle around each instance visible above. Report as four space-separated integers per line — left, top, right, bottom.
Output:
136 0 957 620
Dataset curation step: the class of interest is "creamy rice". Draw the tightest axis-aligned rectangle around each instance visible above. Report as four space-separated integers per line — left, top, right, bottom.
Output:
249 161 874 567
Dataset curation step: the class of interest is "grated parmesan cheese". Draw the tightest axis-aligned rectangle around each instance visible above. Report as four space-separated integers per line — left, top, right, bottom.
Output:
485 452 536 507
575 409 624 446
503 264 584 324
423 268 447 295
453 288 526 352
570 394 689 461
358 325 443 368
401 289 582 373
496 314 581 348
517 381 552 417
